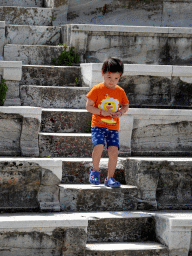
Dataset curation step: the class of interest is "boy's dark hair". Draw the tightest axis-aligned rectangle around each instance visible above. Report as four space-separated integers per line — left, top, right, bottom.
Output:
102 57 124 75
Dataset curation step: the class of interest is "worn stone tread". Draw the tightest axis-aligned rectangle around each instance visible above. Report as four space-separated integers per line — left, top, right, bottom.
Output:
0 7 52 26
20 85 89 108
60 184 138 212
85 242 168 256
6 25 60 45
0 0 44 7
21 65 81 86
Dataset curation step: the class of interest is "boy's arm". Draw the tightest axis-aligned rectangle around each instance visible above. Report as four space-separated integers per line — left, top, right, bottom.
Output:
86 98 113 117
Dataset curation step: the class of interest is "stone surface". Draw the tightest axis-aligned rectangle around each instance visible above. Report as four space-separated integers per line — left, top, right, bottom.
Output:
154 212 192 256
0 212 88 255
63 24 192 64
0 21 5 57
0 0 44 7
125 158 192 210
20 85 89 108
0 107 41 157
0 61 22 81
60 184 137 212
39 133 94 158
4 45 65 65
0 160 61 212
85 242 168 256
0 7 52 26
87 212 155 243
4 81 21 106
5 25 60 45
61 158 126 185
41 109 92 133
21 65 81 86
65 0 192 27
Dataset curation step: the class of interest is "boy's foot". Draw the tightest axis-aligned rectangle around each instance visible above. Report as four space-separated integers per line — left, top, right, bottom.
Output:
104 177 121 188
89 167 100 185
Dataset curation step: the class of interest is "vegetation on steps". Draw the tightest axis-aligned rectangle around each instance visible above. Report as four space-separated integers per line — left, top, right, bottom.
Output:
0 79 8 106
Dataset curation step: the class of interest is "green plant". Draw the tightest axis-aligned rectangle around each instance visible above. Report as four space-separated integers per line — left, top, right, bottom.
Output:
85 121 91 133
75 77 78 85
0 79 8 106
52 44 80 66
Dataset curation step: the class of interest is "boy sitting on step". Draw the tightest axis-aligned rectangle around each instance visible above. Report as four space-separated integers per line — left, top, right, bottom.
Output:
86 57 129 188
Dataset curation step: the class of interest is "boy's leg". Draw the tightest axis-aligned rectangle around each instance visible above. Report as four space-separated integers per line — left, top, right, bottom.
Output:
92 144 104 171
107 146 118 179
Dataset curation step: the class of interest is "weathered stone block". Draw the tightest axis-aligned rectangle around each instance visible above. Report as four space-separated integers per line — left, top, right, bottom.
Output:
60 184 137 212
39 133 94 158
0 107 41 157
0 0 44 7
0 21 5 57
64 25 192 64
5 25 60 45
41 110 92 133
21 65 81 87
20 85 88 108
4 80 21 106
87 212 155 243
125 158 192 210
0 160 61 212
4 45 64 65
0 7 52 26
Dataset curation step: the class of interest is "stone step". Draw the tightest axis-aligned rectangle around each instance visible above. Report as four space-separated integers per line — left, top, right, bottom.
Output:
63 24 192 65
0 7 52 26
85 212 155 243
59 184 137 212
85 242 168 256
4 44 65 65
39 133 95 158
21 65 81 86
0 0 44 7
60 157 126 185
20 85 88 108
6 25 60 45
125 157 192 211
0 158 62 211
41 109 91 133
0 212 87 255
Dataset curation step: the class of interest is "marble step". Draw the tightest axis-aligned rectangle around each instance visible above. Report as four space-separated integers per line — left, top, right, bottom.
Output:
21 65 81 87
0 7 52 26
59 184 137 212
20 85 89 108
0 0 43 7
4 44 65 65
0 212 88 255
6 25 60 45
41 109 91 133
85 242 168 256
39 132 96 158
85 212 155 243
60 157 126 185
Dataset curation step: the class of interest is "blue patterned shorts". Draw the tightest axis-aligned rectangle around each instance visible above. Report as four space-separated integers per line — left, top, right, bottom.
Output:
91 126 119 149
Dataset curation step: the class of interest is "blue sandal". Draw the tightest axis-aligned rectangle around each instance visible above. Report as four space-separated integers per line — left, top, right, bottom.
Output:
104 177 121 188
89 167 100 185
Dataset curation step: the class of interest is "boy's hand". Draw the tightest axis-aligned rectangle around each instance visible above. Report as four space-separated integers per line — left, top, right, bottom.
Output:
101 110 113 117
112 111 122 118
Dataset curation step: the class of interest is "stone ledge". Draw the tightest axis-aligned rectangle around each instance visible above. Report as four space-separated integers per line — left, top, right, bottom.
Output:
0 158 62 180
0 212 88 228
81 63 192 88
63 24 192 37
154 212 192 256
0 107 41 157
0 61 22 81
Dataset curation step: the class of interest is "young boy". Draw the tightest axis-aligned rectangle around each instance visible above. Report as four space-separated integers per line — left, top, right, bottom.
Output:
86 57 129 188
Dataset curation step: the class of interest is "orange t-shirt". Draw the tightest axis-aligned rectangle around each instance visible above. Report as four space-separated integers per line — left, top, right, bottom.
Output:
86 83 129 130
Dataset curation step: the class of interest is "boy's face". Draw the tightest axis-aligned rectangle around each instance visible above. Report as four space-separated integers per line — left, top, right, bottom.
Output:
102 71 121 89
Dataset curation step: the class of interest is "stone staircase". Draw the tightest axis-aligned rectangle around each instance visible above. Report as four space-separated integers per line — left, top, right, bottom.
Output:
1 0 192 255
